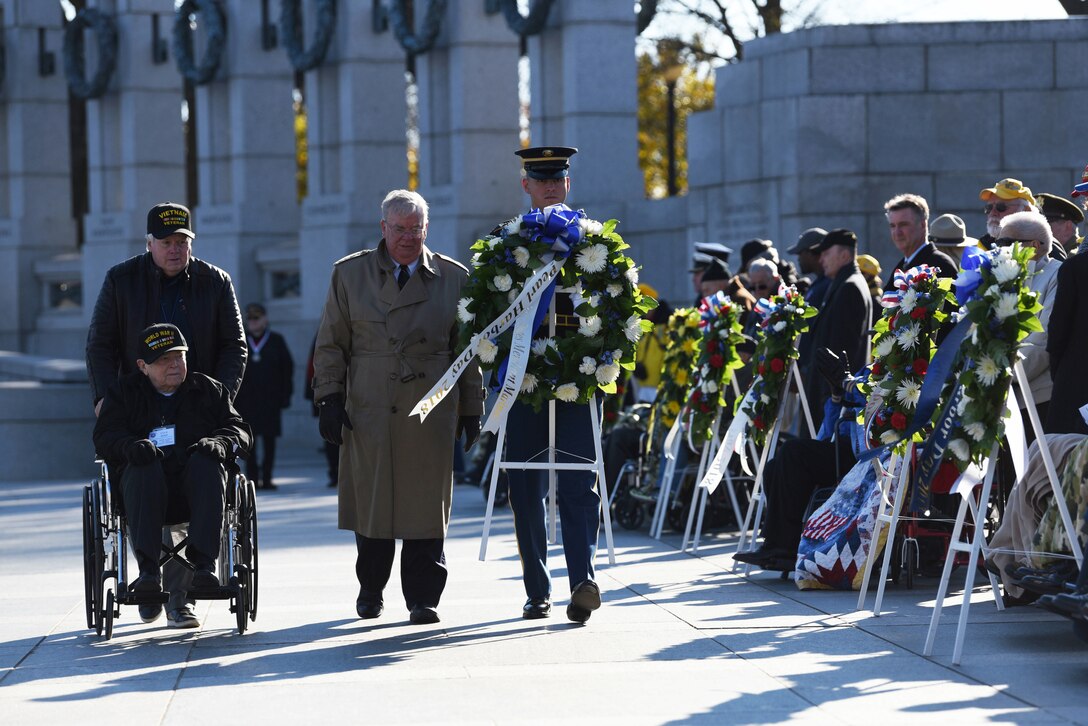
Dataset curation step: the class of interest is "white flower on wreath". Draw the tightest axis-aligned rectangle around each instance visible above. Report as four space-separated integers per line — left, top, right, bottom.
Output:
607 283 624 298
589 294 602 307
579 356 597 375
896 379 922 409
900 288 918 314
580 218 604 236
705 380 718 394
948 438 971 462
880 430 900 445
964 421 987 442
760 394 770 405
486 236 503 249
957 390 972 416
993 292 1019 322
478 338 498 364
508 289 518 303
626 267 639 285
513 246 531 268
555 383 579 402
504 217 522 236
612 348 624 362
520 373 538 393
575 243 608 274
992 255 1021 284
624 314 643 343
471 252 482 265
596 363 620 385
773 321 787 333
493 274 513 292
457 298 474 323
874 336 896 359
531 338 553 356
897 323 920 350
578 315 602 337
976 355 1002 387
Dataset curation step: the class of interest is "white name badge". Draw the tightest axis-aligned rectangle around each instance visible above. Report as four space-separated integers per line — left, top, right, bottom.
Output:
149 425 176 448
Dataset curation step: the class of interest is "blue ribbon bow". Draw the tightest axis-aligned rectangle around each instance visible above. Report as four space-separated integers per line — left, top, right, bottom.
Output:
520 204 587 258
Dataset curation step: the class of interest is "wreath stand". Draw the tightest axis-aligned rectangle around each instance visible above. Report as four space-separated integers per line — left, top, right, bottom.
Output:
732 361 818 574
922 359 1083 664
477 292 616 566
855 444 913 613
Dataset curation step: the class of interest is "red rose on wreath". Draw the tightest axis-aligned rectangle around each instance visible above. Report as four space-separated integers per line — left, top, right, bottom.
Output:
758 363 766 376
910 307 927 320
709 354 724 369
706 339 717 353
691 389 702 402
871 362 883 376
753 416 765 430
891 411 908 430
770 357 784 373
700 403 711 413
912 358 928 376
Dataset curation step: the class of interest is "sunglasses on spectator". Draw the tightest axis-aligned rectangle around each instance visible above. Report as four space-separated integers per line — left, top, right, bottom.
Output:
984 202 1016 214
994 237 1036 247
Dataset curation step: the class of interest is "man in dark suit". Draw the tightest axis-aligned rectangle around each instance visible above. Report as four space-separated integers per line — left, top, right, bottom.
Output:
883 194 957 287
802 229 872 419
1046 248 1088 434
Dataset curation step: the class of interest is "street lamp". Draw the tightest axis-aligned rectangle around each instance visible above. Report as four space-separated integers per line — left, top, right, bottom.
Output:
663 61 684 197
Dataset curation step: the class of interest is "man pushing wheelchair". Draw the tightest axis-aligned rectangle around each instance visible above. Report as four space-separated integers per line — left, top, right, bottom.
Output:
93 323 251 624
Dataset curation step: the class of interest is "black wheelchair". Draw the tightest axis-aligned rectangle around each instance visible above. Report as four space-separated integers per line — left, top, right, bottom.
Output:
81 459 259 638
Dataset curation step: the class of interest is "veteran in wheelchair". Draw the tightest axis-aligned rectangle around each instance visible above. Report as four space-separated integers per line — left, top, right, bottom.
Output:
85 323 255 637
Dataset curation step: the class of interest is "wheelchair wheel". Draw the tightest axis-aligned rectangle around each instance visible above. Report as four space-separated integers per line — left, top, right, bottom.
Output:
614 496 645 530
103 589 115 640
901 536 919 590
243 476 259 621
82 486 100 630
233 580 249 635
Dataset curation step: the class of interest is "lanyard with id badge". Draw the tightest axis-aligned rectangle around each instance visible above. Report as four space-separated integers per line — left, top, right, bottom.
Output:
149 424 176 448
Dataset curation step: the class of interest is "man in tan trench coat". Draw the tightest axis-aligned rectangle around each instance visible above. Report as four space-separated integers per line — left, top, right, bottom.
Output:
312 189 484 625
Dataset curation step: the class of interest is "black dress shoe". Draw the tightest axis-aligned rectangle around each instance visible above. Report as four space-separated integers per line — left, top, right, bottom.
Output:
567 580 602 623
190 568 220 591
356 600 383 619
409 606 440 625
131 572 162 594
734 547 791 566
523 597 552 619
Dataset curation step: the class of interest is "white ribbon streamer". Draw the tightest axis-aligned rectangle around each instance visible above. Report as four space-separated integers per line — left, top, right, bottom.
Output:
410 258 564 422
662 417 682 460
696 379 759 493
952 461 985 498
1004 390 1026 484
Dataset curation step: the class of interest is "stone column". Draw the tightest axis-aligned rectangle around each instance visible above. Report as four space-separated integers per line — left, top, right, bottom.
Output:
80 0 188 331
527 1 642 221
414 3 522 257
0 1 76 350
191 0 298 306
297 2 409 322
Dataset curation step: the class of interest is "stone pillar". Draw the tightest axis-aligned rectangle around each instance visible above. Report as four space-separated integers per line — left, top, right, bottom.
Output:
192 0 298 306
0 1 77 350
527 1 642 221
414 3 522 257
297 2 409 323
80 0 187 330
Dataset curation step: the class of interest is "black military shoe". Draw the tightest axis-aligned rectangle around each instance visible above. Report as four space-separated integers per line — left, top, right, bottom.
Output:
356 599 383 619
566 580 601 623
409 606 440 625
522 597 552 619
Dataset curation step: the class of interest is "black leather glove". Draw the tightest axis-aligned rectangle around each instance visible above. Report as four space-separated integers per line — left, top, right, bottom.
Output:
124 439 161 466
815 348 850 399
456 415 481 452
318 393 353 446
188 436 229 463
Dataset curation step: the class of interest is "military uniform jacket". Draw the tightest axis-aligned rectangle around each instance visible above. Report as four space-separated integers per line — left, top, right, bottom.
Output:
1046 252 1088 434
803 263 872 414
312 240 485 539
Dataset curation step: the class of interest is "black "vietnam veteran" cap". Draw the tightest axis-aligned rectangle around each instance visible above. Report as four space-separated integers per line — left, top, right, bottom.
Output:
147 202 195 240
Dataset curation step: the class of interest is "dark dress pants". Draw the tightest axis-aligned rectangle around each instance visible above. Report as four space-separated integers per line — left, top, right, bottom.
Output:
122 453 227 579
761 437 855 552
245 434 278 488
355 534 448 611
506 400 601 600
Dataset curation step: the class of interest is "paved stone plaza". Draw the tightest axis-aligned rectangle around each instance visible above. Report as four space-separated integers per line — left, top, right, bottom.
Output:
2 452 1086 724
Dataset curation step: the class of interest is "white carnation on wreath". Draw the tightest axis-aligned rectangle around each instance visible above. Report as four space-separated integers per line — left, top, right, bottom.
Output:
513 246 530 268
964 421 987 442
773 321 787 333
520 373 538 393
948 438 971 461
900 288 918 313
976 355 1002 387
579 357 597 375
580 218 604 236
607 283 623 298
626 267 639 285
624 314 643 343
596 363 620 385
880 429 900 445
531 338 551 356
457 298 474 323
874 335 895 358
504 218 522 236
554 383 579 402
493 274 513 292
612 348 624 361
705 380 718 394
478 338 498 363
897 323 920 350
578 316 602 337
895 379 922 409
575 244 608 273
992 256 1021 284
993 292 1019 322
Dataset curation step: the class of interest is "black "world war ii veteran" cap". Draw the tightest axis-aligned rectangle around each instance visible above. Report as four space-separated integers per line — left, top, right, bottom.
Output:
147 202 195 240
138 323 189 364
515 146 578 180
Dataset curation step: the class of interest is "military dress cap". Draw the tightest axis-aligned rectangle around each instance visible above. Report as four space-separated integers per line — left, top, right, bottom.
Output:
739 238 773 270
786 227 828 254
813 228 858 252
929 213 979 247
979 178 1034 204
147 202 195 239
694 241 733 262
689 251 714 272
138 323 189 364
515 146 578 180
699 258 731 283
1036 193 1085 224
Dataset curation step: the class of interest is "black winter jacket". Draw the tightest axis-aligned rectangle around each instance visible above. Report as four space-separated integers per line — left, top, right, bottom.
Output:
86 253 247 405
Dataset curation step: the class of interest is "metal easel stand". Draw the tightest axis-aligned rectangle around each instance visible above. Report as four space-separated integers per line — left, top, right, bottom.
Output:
923 359 1081 664
680 408 722 552
856 444 910 614
478 395 616 566
732 361 818 574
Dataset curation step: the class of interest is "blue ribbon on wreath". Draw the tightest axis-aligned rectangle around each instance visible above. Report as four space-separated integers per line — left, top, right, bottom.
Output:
953 246 992 306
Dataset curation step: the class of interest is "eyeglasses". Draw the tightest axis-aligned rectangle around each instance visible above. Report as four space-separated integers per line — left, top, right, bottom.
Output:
388 224 425 237
994 237 1035 246
983 202 1017 214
